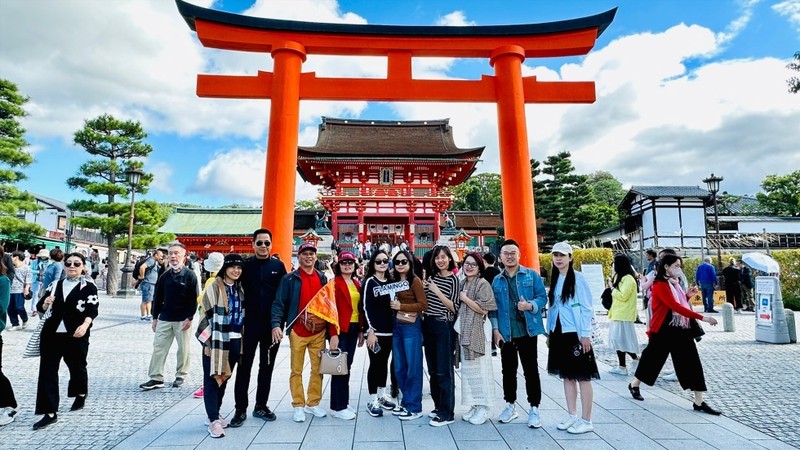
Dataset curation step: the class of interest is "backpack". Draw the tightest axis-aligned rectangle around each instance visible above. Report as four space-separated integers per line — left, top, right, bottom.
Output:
133 256 150 281
601 287 613 310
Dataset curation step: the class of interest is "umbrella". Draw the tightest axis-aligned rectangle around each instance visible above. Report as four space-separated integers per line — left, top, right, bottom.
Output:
741 252 780 274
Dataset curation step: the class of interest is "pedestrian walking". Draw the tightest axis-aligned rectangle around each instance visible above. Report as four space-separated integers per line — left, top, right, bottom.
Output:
607 254 640 375
628 254 722 415
33 252 99 430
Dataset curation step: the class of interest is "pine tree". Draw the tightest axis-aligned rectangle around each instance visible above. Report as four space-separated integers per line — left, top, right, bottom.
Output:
0 79 45 240
67 114 171 295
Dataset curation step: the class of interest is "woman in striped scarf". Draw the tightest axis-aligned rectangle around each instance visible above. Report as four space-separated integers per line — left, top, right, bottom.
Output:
196 254 245 438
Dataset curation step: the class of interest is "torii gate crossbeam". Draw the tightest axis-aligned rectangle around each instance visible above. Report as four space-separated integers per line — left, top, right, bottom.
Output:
176 0 616 269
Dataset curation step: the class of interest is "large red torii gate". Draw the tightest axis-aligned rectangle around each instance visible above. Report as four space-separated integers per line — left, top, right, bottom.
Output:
176 0 616 269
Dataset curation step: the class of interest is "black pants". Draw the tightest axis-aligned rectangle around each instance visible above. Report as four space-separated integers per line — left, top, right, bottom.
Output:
0 335 17 410
635 322 707 392
36 334 89 414
330 323 359 411
234 319 279 411
501 334 541 407
725 286 742 309
367 335 393 394
422 316 455 420
203 338 241 422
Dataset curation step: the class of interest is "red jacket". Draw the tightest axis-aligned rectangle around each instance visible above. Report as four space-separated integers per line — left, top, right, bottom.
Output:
329 276 364 336
648 280 704 337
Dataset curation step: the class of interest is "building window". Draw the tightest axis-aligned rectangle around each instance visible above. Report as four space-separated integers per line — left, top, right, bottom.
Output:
57 216 67 230
379 167 393 186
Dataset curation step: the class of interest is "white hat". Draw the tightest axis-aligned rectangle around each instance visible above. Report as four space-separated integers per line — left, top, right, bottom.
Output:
203 252 225 273
37 249 50 259
551 242 573 255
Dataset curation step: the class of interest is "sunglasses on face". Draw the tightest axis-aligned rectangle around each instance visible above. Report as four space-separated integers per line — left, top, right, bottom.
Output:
255 240 271 247
340 260 355 266
375 259 389 265
394 259 409 266
64 261 83 267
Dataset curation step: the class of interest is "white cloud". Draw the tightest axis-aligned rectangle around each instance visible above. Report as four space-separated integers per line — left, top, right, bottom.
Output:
436 11 475 27
147 161 175 194
773 0 800 30
715 0 760 47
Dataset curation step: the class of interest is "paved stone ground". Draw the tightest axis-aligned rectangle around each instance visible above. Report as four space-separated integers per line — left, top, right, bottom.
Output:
1 292 797 449
592 305 800 449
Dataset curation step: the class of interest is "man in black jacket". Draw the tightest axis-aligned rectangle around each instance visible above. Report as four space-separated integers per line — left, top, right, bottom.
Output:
139 242 198 390
229 229 288 427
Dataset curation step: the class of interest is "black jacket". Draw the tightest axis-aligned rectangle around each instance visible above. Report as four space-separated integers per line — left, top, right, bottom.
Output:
37 277 99 340
153 266 199 322
242 256 287 320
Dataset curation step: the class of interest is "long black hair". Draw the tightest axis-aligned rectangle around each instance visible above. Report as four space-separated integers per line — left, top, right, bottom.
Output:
655 254 682 282
392 250 416 284
611 254 639 292
548 259 576 306
364 249 390 281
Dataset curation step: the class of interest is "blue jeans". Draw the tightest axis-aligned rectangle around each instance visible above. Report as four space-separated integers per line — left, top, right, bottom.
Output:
202 338 241 422
329 323 359 412
8 293 28 327
393 316 423 413
699 283 715 312
422 316 455 420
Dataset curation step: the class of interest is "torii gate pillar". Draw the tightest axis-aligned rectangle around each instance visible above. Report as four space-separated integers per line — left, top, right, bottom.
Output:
263 43 306 263
492 46 539 265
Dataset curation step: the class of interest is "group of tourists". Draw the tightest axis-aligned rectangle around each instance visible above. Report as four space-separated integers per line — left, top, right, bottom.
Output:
0 230 725 437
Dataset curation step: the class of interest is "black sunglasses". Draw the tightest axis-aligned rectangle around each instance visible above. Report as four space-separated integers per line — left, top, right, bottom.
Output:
64 261 83 267
255 240 271 247
394 259 409 266
339 260 355 265
374 259 389 265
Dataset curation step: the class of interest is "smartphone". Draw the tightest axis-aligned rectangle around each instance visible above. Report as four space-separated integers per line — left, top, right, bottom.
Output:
371 341 381 353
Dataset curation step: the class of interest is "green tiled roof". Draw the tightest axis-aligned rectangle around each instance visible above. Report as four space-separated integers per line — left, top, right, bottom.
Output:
158 208 262 235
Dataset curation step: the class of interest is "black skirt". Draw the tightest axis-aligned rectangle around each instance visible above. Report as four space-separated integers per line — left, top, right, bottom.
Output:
547 317 600 382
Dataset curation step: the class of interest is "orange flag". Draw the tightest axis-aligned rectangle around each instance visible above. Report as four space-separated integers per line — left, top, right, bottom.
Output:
307 280 340 334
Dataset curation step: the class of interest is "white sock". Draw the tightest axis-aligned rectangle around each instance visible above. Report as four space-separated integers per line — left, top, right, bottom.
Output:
377 387 385 398
581 418 592 425
369 394 377 404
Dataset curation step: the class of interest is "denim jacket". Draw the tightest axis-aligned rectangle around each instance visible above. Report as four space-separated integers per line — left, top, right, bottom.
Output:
489 265 547 340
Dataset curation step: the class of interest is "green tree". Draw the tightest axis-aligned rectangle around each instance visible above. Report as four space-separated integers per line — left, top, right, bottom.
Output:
587 171 625 210
788 51 800 94
451 173 502 211
0 78 44 240
67 114 170 295
756 170 800 217
295 199 322 210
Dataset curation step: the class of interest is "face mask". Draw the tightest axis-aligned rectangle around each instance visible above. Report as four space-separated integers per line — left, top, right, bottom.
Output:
169 262 183 270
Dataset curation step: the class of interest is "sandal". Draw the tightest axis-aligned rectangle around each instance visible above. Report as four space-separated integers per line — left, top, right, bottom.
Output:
628 383 644 401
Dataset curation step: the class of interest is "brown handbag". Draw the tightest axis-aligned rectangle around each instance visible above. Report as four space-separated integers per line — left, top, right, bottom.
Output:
318 349 349 375
396 310 419 324
300 310 327 334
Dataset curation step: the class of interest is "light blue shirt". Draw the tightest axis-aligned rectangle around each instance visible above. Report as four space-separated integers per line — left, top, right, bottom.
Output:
546 271 593 338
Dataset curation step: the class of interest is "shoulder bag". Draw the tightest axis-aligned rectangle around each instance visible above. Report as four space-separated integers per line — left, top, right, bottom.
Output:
24 307 53 358
318 348 349 375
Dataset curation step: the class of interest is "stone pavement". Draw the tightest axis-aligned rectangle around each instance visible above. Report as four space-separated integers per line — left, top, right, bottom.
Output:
1 291 797 449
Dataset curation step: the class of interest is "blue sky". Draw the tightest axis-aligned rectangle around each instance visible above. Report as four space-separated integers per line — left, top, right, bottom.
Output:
2 0 799 209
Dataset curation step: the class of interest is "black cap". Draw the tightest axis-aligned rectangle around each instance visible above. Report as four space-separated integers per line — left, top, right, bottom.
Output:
219 253 245 274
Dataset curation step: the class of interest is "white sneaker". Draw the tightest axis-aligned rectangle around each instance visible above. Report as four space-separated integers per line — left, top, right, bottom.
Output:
609 366 628 375
293 407 306 422
662 371 679 381
527 406 542 428
330 408 356 420
468 406 488 425
0 411 14 426
557 414 579 430
207 419 225 438
567 419 594 434
462 406 476 422
497 403 518 423
346 405 356 413
304 405 327 418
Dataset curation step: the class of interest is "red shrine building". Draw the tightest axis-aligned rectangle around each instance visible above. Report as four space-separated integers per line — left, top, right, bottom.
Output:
297 117 483 255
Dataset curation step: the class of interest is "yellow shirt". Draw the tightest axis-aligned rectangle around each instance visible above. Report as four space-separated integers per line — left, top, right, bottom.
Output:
608 274 638 322
349 283 360 323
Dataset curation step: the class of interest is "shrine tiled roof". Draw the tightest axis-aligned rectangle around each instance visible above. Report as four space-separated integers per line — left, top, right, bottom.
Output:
158 208 318 236
298 118 484 158
453 212 504 229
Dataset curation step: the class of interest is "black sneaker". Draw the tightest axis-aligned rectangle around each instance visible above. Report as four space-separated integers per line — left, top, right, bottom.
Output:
33 414 58 430
253 406 276 421
70 395 86 411
693 401 722 415
229 409 247 427
172 378 185 388
140 379 164 390
429 416 454 427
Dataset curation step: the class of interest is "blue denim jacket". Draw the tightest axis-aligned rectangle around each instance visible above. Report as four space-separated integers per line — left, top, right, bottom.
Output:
489 265 547 340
